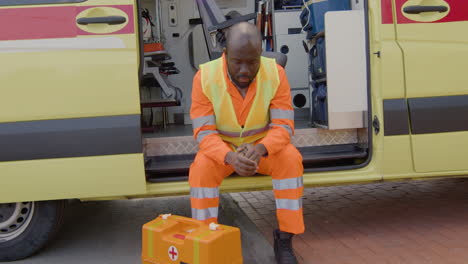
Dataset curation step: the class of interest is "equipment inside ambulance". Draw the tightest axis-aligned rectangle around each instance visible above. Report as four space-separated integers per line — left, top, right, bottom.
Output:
143 0 367 176
140 7 183 129
300 0 354 127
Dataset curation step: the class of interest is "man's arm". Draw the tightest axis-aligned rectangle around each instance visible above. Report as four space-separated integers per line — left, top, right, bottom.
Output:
191 70 232 165
258 65 295 156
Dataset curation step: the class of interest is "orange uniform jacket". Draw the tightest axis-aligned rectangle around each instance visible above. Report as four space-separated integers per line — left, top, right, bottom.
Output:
191 54 294 165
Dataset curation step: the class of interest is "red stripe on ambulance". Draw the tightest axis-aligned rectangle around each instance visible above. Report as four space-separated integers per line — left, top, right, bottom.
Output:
0 7 76 41
381 0 394 24
0 5 134 41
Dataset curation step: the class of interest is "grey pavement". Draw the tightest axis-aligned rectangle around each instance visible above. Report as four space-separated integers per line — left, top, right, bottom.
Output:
10 194 274 264
13 197 191 264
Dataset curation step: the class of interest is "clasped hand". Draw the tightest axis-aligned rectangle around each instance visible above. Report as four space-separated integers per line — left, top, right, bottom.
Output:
225 143 267 177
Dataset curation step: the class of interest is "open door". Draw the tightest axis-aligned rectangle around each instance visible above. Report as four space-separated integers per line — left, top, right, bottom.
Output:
0 0 146 203
394 0 468 173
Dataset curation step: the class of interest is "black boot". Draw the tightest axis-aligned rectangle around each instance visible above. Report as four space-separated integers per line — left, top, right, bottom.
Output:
273 229 298 264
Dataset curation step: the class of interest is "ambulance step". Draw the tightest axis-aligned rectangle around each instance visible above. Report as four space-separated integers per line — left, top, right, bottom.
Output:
145 144 367 181
145 154 194 180
300 144 368 165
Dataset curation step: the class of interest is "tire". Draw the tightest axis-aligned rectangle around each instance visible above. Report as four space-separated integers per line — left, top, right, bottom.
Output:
0 200 66 261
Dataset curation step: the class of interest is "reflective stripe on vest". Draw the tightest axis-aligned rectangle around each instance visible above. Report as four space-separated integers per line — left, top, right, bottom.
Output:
199 56 280 146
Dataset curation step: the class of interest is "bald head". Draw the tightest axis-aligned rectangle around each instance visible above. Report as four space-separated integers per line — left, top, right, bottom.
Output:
225 22 263 89
226 22 262 52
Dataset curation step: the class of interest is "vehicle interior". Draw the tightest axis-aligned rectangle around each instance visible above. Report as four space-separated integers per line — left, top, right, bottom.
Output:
138 0 371 181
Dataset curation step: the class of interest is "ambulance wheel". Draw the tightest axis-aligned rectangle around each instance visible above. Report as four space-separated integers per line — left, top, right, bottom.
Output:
0 200 66 261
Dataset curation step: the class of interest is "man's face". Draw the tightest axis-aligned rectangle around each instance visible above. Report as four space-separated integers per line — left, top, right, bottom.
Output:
226 44 261 89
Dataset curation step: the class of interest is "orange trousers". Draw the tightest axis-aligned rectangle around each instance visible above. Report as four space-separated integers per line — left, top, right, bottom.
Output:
189 144 305 234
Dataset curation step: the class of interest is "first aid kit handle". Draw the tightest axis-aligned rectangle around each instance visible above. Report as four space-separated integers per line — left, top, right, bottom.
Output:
170 216 205 227
403 5 448 14
77 16 127 25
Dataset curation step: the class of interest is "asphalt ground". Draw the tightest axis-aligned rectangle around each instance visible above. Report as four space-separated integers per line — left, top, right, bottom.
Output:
10 194 273 264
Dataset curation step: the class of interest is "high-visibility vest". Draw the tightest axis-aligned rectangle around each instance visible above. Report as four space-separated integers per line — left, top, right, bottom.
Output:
199 56 280 147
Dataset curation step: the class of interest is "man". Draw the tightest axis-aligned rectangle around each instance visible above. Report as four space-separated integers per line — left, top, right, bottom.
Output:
190 22 304 264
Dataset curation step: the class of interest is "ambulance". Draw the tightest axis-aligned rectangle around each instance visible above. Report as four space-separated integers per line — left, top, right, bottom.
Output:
0 0 467 260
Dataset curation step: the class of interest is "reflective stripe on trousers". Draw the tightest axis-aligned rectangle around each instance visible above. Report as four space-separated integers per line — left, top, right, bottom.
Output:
273 176 303 211
190 187 220 221
192 207 219 221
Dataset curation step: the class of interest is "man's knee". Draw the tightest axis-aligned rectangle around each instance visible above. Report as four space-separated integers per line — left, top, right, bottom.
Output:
277 144 302 163
270 144 303 174
189 152 228 187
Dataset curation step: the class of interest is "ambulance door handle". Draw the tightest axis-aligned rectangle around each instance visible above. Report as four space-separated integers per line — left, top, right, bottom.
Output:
403 5 448 14
77 16 127 26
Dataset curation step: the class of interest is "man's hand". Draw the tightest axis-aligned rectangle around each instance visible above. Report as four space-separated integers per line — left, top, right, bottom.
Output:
236 143 254 156
225 151 257 176
237 143 267 166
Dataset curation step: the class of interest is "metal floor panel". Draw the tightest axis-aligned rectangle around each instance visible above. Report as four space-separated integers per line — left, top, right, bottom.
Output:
144 128 359 156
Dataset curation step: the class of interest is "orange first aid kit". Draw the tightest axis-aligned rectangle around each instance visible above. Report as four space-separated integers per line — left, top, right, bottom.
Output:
142 214 243 264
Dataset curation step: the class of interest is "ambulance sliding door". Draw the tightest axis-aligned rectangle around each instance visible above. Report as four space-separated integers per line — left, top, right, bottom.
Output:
0 0 145 203
392 0 468 173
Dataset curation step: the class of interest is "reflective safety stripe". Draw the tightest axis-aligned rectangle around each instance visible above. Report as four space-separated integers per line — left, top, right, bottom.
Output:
197 130 218 142
242 124 270 137
218 124 270 138
276 198 303 211
192 207 219 221
190 187 219 199
192 115 216 129
217 130 240 137
270 124 293 137
270 109 294 120
272 177 303 190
